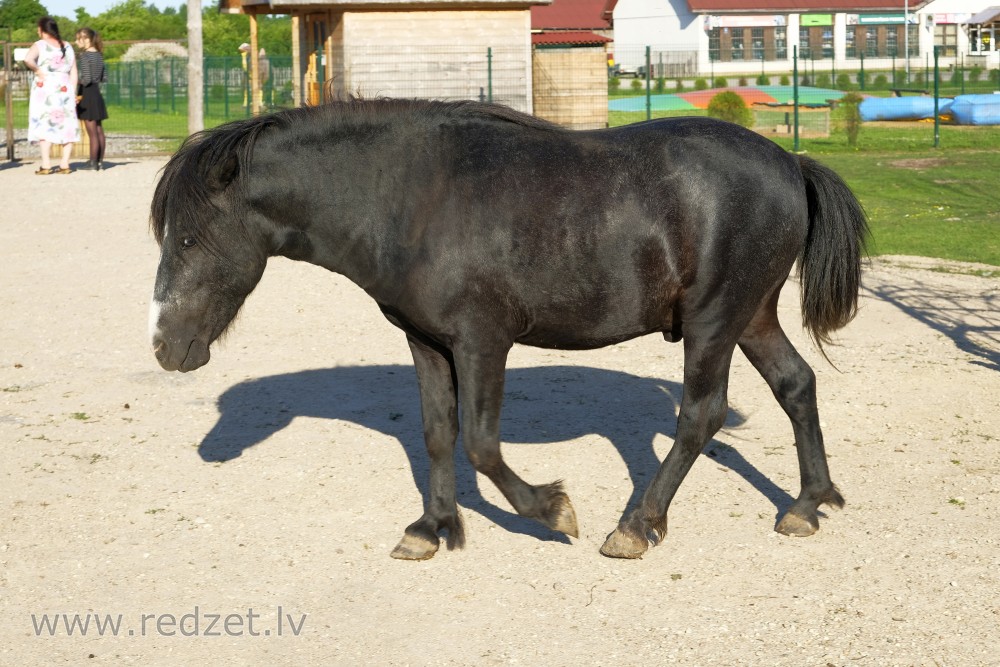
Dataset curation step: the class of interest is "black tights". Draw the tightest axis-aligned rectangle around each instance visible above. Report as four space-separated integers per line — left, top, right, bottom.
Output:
83 119 105 165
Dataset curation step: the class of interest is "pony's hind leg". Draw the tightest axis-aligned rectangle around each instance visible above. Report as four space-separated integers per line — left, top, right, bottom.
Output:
391 336 465 560
602 331 737 558
738 292 844 537
453 344 579 539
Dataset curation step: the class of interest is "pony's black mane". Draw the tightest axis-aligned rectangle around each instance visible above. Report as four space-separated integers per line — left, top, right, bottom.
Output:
150 98 559 246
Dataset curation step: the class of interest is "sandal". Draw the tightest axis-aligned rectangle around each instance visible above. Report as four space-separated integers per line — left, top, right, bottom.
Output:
55 167 73 174
34 166 56 175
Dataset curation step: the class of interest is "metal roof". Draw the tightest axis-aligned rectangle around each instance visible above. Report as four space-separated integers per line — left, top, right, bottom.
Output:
531 0 616 30
532 30 612 45
966 6 1000 24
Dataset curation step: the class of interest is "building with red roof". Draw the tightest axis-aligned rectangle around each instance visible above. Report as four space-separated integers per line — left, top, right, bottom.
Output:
531 0 617 46
611 0 997 74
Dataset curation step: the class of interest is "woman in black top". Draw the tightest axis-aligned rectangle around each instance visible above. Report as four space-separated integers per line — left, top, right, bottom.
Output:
74 27 107 170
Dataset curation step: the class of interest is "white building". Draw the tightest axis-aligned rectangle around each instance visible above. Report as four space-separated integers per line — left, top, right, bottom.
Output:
612 0 1000 75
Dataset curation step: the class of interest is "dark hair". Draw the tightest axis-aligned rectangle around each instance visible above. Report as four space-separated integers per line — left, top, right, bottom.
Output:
76 27 103 53
37 16 66 58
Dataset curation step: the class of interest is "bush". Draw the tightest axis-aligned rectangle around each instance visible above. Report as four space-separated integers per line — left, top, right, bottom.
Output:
950 69 965 85
914 72 925 86
121 42 188 62
694 77 708 91
654 76 666 93
969 66 982 83
738 76 748 86
801 76 811 86
706 91 753 128
675 78 685 92
779 75 790 86
209 84 226 102
839 91 863 148
714 76 728 88
816 73 831 88
608 76 621 94
630 78 643 92
835 73 853 90
990 69 1000 85
857 71 869 88
873 74 889 89
756 74 770 85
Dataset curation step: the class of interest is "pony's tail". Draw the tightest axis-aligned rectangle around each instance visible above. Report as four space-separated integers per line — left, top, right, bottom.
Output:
797 155 870 358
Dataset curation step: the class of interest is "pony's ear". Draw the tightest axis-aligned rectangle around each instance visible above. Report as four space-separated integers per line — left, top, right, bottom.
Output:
205 154 240 192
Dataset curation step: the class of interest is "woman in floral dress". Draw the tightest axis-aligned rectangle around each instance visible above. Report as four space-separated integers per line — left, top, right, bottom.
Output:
23 16 80 174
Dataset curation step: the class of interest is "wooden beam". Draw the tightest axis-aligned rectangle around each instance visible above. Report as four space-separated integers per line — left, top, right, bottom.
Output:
291 13 302 107
250 13 261 115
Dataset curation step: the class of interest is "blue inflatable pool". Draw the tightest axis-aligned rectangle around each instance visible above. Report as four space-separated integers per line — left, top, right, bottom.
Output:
948 94 1000 126
859 96 949 121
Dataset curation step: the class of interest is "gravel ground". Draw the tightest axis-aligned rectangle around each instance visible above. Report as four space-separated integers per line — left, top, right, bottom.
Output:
0 157 997 665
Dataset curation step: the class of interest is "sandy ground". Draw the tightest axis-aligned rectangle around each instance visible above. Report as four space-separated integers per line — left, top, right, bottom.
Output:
0 157 998 666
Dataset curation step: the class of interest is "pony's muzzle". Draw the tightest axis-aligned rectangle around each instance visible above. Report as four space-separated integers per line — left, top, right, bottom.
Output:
152 335 211 372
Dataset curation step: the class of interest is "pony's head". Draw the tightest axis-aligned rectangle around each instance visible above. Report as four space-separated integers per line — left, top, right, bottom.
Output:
148 117 278 372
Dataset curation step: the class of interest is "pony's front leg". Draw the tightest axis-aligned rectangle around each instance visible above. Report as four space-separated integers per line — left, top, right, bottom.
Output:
390 336 464 560
454 344 578 539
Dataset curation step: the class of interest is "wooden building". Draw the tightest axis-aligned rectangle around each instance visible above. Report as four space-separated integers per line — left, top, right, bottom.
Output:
221 0 551 114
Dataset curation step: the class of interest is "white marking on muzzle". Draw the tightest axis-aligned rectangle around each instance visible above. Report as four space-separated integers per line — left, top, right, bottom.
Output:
148 297 164 345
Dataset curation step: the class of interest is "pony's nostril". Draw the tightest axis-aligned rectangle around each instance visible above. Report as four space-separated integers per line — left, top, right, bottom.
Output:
153 339 167 360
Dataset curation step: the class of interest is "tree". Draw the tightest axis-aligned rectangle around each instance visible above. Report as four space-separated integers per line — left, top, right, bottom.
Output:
0 0 49 36
706 91 753 128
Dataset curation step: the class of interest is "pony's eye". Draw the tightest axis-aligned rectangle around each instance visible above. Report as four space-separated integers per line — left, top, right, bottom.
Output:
181 236 197 249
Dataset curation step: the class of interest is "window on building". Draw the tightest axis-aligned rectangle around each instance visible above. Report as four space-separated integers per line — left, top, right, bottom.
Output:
751 27 764 60
865 28 878 57
709 25 789 62
846 27 857 58
887 27 898 55
731 28 745 60
934 24 957 56
775 26 787 59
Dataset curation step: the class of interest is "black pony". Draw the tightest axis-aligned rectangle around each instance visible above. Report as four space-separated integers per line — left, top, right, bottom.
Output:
149 99 868 560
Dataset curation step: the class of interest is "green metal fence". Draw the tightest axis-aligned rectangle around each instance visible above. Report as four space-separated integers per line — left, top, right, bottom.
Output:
3 44 1000 162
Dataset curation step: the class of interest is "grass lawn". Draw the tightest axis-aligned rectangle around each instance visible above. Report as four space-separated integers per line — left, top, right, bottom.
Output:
815 151 1000 270
607 109 999 269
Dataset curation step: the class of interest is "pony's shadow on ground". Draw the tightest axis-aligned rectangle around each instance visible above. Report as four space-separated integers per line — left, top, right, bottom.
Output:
865 275 1000 371
200 365 794 542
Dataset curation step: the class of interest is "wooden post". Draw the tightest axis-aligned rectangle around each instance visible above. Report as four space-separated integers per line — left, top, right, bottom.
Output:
291 14 302 107
249 13 261 115
187 0 204 134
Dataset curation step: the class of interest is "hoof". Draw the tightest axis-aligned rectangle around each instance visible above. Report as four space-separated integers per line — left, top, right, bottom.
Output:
775 511 818 537
546 496 579 538
599 528 648 559
390 533 439 561
537 483 579 538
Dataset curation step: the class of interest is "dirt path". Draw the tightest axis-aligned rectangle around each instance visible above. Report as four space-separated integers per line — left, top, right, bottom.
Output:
1 158 997 665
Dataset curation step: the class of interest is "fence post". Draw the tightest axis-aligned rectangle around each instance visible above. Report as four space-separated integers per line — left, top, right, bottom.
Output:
224 58 230 119
170 59 176 114
154 60 160 113
4 36 15 161
859 53 865 91
793 46 800 152
933 46 940 148
645 45 651 120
